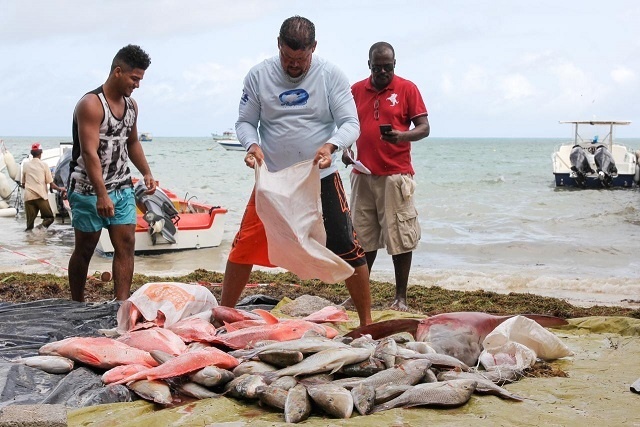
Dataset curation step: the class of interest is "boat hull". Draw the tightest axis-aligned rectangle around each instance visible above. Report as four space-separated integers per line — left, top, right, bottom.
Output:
553 172 636 188
218 141 244 151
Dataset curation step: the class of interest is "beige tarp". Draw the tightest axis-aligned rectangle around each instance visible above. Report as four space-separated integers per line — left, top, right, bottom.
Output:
68 312 640 427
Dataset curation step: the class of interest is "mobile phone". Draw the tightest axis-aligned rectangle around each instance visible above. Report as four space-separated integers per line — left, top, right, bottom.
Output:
379 124 392 135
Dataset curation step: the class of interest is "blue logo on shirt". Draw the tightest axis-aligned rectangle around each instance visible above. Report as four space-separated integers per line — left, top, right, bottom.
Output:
240 90 249 105
279 89 309 106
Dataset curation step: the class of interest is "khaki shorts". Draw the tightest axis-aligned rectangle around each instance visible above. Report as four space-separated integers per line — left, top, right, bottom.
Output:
350 173 421 255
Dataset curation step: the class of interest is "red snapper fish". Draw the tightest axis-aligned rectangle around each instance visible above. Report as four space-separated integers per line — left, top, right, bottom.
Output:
346 312 568 366
211 306 263 325
303 306 350 323
102 363 150 384
39 336 158 369
210 319 336 350
116 327 187 356
167 316 218 343
114 347 239 385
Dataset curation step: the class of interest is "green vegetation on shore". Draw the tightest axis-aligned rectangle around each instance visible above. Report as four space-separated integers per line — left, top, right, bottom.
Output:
1 269 638 319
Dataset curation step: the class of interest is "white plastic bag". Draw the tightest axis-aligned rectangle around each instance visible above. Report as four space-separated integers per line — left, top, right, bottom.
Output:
255 160 354 284
117 282 218 333
480 315 573 370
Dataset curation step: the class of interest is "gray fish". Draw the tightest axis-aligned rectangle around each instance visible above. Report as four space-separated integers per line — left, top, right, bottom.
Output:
13 355 74 374
339 359 433 390
374 337 398 369
373 384 413 404
232 360 277 376
437 370 524 401
284 384 311 423
395 348 470 371
262 347 373 382
404 342 436 354
340 357 386 377
224 373 267 399
128 379 173 405
423 368 438 383
256 384 289 410
189 365 235 388
176 381 221 399
298 373 334 385
351 383 375 415
258 349 304 368
307 383 353 419
230 337 350 360
371 379 477 413
271 375 298 390
149 349 174 364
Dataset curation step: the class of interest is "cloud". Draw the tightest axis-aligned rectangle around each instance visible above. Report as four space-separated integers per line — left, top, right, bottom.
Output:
611 66 636 85
500 74 534 101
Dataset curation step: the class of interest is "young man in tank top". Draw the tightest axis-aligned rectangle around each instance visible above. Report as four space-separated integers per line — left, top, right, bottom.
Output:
67 44 156 302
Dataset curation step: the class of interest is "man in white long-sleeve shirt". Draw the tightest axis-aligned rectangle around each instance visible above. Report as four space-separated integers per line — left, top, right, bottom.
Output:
220 15 372 327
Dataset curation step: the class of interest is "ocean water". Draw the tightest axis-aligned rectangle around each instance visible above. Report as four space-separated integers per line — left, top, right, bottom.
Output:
2 135 640 309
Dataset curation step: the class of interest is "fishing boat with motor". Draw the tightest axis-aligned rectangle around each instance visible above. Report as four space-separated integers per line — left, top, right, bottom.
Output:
95 179 227 255
139 132 152 142
211 129 243 151
551 120 638 188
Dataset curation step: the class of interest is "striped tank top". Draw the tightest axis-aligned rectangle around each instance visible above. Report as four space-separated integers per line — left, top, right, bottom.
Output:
69 86 135 195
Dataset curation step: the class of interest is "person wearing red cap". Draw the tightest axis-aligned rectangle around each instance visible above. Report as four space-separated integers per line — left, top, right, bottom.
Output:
67 44 155 302
21 143 67 231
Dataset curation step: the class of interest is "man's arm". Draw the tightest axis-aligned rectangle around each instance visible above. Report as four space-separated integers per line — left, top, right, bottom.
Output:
127 100 156 194
383 115 430 144
325 66 360 152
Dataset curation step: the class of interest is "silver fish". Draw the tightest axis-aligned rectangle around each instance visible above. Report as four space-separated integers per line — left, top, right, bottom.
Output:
374 337 398 369
13 355 74 374
306 383 353 419
232 360 276 376
395 348 470 371
340 357 386 377
373 384 413 404
284 384 311 423
351 383 375 415
262 347 373 382
437 371 524 401
128 379 173 405
230 337 350 360
256 384 289 410
423 368 438 383
371 379 477 413
271 375 298 390
149 349 173 364
258 349 304 368
189 365 235 388
339 359 433 390
176 381 221 399
224 373 267 399
404 341 436 354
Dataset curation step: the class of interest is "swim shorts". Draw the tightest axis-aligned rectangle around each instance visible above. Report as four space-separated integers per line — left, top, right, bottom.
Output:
69 187 137 233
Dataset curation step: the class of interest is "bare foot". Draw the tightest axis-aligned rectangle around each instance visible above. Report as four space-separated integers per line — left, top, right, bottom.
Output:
390 299 408 312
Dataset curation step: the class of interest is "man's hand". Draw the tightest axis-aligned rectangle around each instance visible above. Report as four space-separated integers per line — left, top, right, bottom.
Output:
314 143 335 169
381 129 402 144
143 174 156 195
96 194 115 218
244 144 264 169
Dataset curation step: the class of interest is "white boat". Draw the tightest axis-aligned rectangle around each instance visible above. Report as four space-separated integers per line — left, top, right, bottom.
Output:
552 120 638 188
212 130 244 151
96 180 227 255
139 133 152 142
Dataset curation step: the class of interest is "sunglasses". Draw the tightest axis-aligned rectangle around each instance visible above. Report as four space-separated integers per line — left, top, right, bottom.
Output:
370 63 394 73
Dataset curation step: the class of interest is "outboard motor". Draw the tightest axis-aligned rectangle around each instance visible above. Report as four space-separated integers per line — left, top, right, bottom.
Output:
569 145 594 188
134 181 179 245
593 145 617 188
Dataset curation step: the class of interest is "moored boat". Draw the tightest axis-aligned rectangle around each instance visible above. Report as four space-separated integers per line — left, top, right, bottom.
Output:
95 180 227 255
551 120 637 188
211 130 243 151
139 133 152 142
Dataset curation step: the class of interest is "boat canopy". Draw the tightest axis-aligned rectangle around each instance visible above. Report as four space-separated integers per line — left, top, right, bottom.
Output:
559 120 631 126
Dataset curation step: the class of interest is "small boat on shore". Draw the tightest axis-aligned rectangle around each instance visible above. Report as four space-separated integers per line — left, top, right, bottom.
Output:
211 130 243 151
552 120 638 188
95 180 227 255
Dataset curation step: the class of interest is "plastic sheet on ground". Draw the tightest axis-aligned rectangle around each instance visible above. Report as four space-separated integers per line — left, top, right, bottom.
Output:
1 299 640 426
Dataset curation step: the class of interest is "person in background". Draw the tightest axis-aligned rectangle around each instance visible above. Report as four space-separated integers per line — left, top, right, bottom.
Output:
67 44 156 302
21 142 67 231
344 41 430 311
220 15 372 327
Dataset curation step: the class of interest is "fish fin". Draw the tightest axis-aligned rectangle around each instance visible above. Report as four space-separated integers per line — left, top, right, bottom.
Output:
522 314 569 328
224 321 239 333
345 319 421 340
253 309 280 324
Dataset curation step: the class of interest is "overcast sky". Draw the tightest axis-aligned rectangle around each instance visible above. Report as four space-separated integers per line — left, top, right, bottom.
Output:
1 0 639 138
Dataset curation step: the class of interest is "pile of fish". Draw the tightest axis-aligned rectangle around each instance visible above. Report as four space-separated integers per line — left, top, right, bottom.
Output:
16 283 573 423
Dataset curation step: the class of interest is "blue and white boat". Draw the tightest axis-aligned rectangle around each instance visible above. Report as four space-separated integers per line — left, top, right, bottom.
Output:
211 130 243 151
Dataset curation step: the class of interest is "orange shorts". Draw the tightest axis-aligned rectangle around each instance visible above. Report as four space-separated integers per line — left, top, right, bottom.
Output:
228 190 274 267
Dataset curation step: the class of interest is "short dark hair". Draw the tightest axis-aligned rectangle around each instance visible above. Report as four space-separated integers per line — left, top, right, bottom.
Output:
111 44 151 73
369 42 395 60
279 16 315 50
